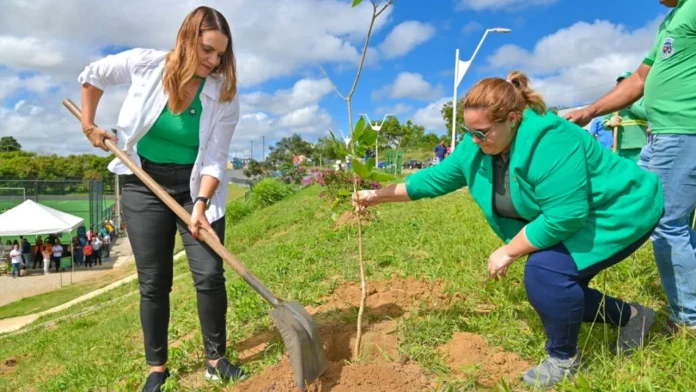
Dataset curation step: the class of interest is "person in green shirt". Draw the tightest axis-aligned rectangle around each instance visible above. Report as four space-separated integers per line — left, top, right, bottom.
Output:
353 71 664 389
564 0 696 335
600 72 649 162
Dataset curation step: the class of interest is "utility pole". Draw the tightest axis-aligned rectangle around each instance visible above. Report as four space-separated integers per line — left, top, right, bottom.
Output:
262 136 265 161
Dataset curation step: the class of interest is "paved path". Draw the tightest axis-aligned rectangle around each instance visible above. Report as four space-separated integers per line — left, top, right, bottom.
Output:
0 236 134 307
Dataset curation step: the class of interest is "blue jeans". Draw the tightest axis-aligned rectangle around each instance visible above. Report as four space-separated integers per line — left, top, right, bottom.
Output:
639 134 696 325
524 227 654 359
11 263 21 277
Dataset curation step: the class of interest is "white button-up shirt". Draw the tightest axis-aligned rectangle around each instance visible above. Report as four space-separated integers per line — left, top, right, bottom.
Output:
77 48 238 223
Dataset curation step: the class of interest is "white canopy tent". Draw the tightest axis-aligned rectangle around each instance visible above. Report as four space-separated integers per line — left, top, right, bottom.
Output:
0 200 83 285
0 199 83 236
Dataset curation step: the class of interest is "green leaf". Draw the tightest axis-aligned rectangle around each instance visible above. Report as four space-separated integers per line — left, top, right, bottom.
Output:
355 146 366 157
351 159 370 179
369 171 396 182
365 157 375 172
338 189 352 197
351 0 364 7
352 117 365 142
359 128 378 147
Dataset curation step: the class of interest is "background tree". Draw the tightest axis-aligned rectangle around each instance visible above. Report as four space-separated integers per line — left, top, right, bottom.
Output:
266 134 314 166
0 136 22 152
440 99 465 143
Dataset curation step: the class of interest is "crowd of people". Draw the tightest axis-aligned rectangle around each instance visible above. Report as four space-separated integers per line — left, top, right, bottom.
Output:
0 221 116 277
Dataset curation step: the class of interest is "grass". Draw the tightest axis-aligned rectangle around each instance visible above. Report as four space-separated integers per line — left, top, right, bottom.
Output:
0 185 692 391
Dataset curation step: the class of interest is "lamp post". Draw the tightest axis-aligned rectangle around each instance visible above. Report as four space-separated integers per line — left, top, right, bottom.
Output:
359 113 393 168
451 27 511 150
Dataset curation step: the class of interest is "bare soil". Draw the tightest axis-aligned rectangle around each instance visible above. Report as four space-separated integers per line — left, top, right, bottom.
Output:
179 276 527 391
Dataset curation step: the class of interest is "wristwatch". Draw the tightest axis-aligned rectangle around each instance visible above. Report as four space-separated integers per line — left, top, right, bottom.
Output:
194 196 210 210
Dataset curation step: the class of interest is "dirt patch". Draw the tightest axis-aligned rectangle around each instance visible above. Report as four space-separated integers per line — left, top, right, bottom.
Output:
437 332 529 388
233 320 427 392
307 275 450 315
332 210 375 229
234 360 429 392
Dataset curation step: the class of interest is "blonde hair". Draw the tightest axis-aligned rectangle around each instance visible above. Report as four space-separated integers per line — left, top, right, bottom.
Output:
163 6 237 114
462 70 546 123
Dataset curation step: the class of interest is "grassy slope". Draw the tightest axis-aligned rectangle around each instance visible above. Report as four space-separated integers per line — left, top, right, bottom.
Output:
0 185 693 391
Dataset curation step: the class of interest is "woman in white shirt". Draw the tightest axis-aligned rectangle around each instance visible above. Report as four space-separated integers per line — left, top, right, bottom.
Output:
51 240 63 272
9 244 22 278
77 6 242 391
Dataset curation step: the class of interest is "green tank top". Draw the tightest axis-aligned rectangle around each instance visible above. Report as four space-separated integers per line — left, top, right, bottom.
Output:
137 78 206 164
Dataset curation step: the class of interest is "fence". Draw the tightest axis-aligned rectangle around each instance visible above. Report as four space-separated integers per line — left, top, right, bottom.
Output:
0 179 114 233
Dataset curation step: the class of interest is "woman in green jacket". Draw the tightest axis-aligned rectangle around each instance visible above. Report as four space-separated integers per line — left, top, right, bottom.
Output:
353 71 664 389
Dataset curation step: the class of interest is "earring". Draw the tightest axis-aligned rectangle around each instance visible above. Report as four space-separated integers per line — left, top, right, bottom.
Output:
511 122 516 128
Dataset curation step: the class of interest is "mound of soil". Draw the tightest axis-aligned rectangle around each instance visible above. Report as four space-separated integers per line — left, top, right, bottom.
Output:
307 275 450 316
437 332 529 388
233 321 429 392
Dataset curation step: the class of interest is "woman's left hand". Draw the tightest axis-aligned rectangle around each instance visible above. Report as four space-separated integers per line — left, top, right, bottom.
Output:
189 202 220 243
488 245 516 280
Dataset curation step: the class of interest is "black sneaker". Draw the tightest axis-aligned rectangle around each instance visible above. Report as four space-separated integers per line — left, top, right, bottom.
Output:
205 358 247 382
142 369 171 392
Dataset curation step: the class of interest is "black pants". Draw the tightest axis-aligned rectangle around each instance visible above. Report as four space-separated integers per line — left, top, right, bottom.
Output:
121 159 227 366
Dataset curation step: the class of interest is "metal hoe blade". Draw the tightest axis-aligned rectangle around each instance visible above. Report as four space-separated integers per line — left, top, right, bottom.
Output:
270 301 328 390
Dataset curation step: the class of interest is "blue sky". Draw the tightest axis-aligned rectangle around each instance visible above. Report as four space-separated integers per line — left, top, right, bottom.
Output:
0 0 668 158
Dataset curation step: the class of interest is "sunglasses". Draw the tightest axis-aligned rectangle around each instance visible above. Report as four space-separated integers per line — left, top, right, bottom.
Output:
463 123 498 142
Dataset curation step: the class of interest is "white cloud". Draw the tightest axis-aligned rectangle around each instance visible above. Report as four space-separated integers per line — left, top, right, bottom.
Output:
0 0 393 87
378 21 436 59
374 103 413 116
372 72 444 101
486 17 662 107
0 0 401 155
0 72 57 101
456 0 557 11
411 97 449 130
461 21 483 35
241 78 333 115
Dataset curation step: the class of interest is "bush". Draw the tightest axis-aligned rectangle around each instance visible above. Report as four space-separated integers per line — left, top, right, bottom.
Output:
225 199 254 222
249 178 295 209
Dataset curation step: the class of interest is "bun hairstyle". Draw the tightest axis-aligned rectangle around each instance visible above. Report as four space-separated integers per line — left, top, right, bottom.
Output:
462 70 546 123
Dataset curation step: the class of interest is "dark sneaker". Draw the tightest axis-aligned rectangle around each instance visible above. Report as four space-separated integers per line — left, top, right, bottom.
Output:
523 356 580 389
142 369 171 392
615 303 655 354
205 358 247 382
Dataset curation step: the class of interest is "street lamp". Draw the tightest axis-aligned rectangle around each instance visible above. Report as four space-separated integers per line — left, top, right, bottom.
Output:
359 113 393 168
450 27 511 150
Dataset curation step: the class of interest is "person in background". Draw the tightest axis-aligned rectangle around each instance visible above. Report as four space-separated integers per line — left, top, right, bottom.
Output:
434 140 447 164
83 242 94 268
102 232 111 259
41 245 51 275
20 237 32 269
52 240 63 272
564 0 696 334
33 237 44 269
72 236 83 266
10 244 22 278
599 72 648 162
91 236 102 266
